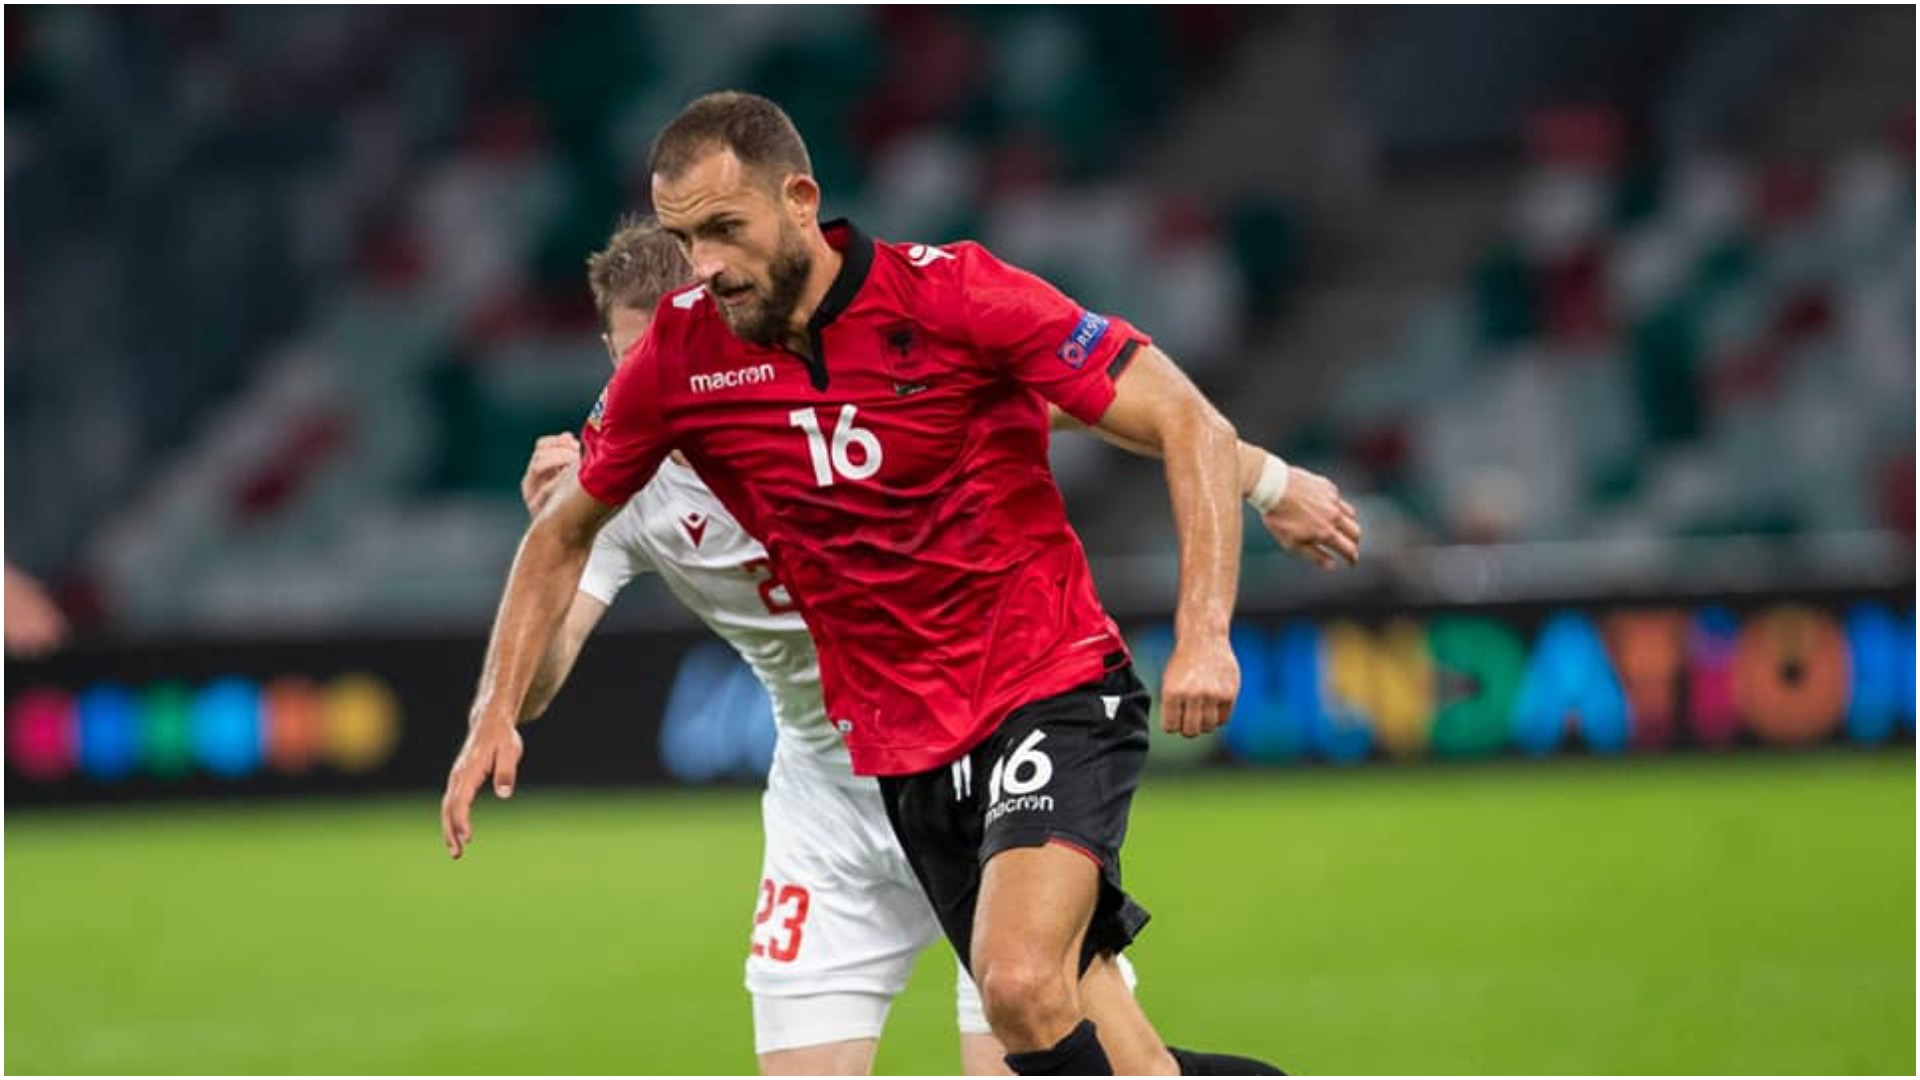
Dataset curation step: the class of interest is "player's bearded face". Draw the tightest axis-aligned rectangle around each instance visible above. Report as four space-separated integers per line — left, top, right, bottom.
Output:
712 217 811 347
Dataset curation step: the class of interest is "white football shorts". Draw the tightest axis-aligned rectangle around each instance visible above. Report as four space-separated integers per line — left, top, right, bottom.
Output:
746 748 990 1054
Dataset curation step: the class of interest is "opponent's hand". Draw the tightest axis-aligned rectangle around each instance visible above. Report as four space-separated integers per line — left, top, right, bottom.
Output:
1260 467 1362 570
1160 634 1240 736
441 719 524 859
520 433 583 516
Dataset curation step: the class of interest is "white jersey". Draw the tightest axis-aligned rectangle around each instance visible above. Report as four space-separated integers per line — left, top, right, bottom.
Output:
577 455 850 770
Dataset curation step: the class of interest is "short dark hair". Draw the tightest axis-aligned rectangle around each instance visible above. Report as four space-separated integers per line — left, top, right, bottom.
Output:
648 91 812 187
586 214 692 328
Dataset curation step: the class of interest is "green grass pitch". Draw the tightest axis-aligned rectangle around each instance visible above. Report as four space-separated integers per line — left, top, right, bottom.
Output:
6 751 1912 1074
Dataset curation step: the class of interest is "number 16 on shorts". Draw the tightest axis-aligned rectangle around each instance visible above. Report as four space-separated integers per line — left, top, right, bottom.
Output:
751 878 811 963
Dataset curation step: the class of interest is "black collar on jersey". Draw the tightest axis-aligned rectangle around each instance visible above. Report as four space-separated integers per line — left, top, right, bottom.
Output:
796 218 874 391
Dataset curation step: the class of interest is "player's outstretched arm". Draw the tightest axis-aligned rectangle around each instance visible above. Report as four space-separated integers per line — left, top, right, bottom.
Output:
1048 408 1362 570
442 474 616 859
1091 343 1241 737
515 436 613 722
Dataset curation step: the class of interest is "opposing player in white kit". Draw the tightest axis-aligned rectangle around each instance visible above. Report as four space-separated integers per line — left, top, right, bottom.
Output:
504 217 1359 1075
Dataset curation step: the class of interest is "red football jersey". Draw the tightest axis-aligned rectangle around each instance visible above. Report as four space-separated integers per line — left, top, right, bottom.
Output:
578 221 1149 776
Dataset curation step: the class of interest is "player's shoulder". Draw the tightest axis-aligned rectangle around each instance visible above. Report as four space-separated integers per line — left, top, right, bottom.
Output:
876 237 1048 306
872 237 995 280
869 238 1005 334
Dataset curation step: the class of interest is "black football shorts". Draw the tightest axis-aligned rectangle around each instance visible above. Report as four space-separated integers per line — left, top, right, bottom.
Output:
877 657 1153 976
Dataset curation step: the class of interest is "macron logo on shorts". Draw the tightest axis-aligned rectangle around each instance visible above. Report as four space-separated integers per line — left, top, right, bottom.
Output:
689 363 776 394
984 730 1055 827
1056 310 1110 369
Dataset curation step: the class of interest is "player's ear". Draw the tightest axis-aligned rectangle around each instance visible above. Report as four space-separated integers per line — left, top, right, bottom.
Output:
783 172 821 227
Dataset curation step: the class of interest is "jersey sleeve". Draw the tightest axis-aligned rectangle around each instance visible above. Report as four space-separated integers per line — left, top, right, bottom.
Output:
952 242 1152 426
577 325 674 507
576 510 653 605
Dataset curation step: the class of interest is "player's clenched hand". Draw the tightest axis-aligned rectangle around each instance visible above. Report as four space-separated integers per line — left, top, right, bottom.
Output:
440 719 523 859
1260 467 1362 571
1160 635 1239 736
520 433 583 517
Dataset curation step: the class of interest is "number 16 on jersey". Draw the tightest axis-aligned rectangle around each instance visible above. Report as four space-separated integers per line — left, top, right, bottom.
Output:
788 404 882 486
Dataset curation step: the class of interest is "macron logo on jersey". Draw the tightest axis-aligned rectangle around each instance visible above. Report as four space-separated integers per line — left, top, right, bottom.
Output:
1056 310 1111 369
671 285 708 310
689 363 776 394
679 512 709 547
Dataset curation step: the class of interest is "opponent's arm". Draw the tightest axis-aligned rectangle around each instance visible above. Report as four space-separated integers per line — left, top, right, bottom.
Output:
1048 407 1362 569
522 594 609 723
1090 343 1242 736
522 433 582 515
441 475 616 858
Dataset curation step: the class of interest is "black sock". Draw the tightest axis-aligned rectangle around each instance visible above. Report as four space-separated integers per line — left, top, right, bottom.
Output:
1169 1046 1288 1075
1005 1019 1113 1076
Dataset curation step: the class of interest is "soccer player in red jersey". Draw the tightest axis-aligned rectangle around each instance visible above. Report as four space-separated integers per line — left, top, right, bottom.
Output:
443 92 1359 1075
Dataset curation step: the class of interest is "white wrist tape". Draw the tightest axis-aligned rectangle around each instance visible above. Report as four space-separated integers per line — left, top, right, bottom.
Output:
1248 452 1290 513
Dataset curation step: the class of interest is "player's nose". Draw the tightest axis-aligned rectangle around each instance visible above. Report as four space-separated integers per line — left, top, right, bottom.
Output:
688 247 728 287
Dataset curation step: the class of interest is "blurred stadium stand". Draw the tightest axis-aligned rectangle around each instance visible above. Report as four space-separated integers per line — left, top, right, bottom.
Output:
5 6 1912 636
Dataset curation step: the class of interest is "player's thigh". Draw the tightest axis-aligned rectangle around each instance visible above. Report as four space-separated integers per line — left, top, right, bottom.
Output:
973 664 1155 969
975 841 1098 991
